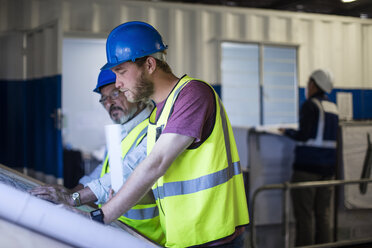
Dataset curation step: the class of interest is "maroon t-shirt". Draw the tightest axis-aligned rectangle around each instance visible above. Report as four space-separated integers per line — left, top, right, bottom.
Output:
155 80 216 147
155 79 245 246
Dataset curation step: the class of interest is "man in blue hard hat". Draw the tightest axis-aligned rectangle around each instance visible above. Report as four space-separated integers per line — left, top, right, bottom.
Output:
91 21 249 248
31 70 165 246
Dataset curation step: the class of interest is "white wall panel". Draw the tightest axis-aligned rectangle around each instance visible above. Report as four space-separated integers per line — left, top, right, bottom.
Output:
62 1 71 32
69 1 95 32
222 13 241 39
205 11 220 82
26 21 62 78
330 21 343 85
0 0 8 32
288 17 300 44
1 0 372 87
39 0 61 26
297 19 311 86
28 0 40 28
311 20 322 73
342 23 363 87
92 2 122 33
166 9 183 77
0 34 24 80
362 24 372 87
267 16 288 42
249 15 266 42
4 0 23 30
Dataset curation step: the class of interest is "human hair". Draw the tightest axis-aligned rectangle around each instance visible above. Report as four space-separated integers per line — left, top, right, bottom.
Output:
134 54 172 74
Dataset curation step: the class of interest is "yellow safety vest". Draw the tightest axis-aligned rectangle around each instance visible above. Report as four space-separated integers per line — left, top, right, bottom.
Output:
100 118 165 246
147 75 249 247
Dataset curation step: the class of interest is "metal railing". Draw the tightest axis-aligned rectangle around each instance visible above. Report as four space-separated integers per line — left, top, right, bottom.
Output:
250 178 372 248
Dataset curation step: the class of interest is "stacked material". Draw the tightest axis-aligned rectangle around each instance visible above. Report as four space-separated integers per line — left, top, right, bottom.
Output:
0 165 156 248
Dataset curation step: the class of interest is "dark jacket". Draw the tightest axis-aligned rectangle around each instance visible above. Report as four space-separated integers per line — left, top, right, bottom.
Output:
284 93 339 176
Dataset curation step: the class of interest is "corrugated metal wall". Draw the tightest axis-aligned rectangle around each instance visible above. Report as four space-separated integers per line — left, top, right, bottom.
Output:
1 0 372 88
0 16 63 182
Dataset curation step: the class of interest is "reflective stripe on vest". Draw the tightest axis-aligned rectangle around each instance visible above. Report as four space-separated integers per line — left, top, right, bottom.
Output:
99 118 165 245
151 82 238 200
147 75 249 247
297 98 338 149
153 161 241 200
124 205 159 220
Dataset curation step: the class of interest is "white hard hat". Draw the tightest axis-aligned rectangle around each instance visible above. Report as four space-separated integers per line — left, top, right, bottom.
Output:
310 69 333 93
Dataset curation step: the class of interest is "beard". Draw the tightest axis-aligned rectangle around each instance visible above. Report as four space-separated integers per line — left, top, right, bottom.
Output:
110 105 138 124
128 73 154 103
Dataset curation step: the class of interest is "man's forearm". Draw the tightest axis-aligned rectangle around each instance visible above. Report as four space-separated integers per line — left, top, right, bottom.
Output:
78 187 99 205
101 133 194 224
70 184 84 193
101 155 163 223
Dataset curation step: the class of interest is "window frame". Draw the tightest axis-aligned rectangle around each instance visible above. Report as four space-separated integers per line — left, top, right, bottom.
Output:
220 40 299 127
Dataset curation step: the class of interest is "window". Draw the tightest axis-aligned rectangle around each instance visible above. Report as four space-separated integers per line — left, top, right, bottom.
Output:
221 42 298 127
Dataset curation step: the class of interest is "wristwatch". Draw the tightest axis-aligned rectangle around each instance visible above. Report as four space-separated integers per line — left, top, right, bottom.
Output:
71 192 81 207
90 208 104 223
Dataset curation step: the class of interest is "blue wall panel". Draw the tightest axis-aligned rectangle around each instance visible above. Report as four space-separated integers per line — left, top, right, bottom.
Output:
0 76 63 179
0 80 27 168
299 88 372 120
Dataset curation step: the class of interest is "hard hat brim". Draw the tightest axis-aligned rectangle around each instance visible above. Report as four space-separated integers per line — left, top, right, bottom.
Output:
100 61 123 71
94 70 116 93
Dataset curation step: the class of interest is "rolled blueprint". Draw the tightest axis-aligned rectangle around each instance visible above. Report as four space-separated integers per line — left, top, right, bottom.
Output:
105 124 123 192
0 182 155 248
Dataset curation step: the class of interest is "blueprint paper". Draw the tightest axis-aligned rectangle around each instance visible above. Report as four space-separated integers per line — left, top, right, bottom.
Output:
105 124 124 192
0 164 159 247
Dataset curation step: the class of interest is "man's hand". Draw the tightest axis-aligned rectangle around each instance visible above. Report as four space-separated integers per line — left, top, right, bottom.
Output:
29 185 73 206
278 128 286 135
52 184 72 194
101 133 194 223
108 188 115 201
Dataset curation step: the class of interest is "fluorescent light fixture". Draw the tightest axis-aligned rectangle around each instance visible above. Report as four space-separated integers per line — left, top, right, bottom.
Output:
342 0 356 3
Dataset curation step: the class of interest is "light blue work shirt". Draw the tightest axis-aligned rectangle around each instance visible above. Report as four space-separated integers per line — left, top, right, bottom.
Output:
82 103 153 204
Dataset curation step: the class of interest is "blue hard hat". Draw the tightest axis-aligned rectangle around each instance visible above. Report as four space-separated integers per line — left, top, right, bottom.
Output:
93 70 116 93
101 21 168 70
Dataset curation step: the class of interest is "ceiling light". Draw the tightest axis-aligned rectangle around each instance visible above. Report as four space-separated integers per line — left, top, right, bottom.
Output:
341 0 356 3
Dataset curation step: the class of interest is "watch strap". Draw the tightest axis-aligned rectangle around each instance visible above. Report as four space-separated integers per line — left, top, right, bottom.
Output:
90 208 104 223
71 192 81 207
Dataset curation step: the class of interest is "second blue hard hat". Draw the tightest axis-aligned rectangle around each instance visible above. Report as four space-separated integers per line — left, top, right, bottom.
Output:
101 21 168 70
93 70 116 93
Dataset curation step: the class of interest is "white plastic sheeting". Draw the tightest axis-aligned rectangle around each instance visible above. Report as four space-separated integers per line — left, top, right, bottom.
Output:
340 121 372 209
0 182 155 248
248 130 296 225
105 124 124 192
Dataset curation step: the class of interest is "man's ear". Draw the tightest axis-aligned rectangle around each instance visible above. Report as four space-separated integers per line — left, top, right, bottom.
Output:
145 56 157 74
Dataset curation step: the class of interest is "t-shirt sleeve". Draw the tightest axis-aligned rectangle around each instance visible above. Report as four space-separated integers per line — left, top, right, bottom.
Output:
161 80 216 143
